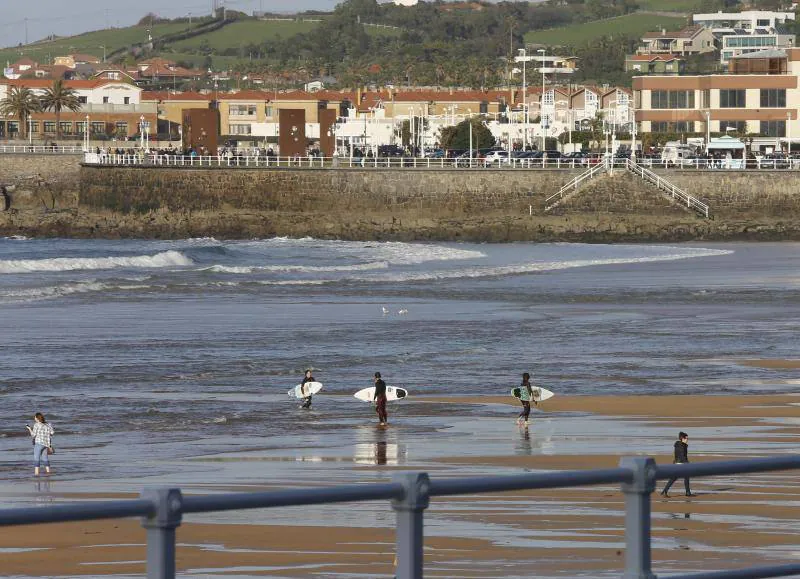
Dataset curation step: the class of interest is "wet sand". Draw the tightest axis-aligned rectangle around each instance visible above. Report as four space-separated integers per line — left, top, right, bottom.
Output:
4 393 800 577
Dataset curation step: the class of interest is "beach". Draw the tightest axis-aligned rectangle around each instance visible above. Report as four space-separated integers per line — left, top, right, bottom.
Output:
3 392 800 577
3 238 800 576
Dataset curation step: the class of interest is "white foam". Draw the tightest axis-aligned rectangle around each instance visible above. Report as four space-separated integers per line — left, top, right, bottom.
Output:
1 235 29 241
0 250 192 274
0 281 110 303
202 261 389 274
352 247 734 283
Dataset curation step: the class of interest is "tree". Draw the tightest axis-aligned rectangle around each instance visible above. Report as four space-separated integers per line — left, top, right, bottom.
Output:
39 80 81 140
440 117 495 151
0 86 41 140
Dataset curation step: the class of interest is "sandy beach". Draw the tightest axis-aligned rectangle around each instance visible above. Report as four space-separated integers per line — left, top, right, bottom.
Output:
3 392 800 577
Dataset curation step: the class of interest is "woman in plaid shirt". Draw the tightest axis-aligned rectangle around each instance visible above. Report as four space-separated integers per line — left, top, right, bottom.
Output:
26 413 54 476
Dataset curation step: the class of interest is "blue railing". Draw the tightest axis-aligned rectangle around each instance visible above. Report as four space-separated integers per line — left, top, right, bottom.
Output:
1 455 799 578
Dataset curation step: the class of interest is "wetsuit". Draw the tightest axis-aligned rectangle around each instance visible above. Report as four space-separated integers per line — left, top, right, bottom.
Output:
301 374 314 408
374 378 388 424
661 440 691 496
518 379 534 422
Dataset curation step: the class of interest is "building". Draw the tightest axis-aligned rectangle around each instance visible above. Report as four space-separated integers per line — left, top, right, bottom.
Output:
135 58 205 87
53 54 101 69
3 58 37 80
692 10 795 34
639 25 716 56
0 79 156 141
141 91 211 138
633 48 799 150
719 27 794 64
625 54 686 76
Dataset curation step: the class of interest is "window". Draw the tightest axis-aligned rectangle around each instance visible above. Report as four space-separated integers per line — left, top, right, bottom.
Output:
762 120 786 137
59 122 72 135
229 123 252 135
650 121 694 132
43 121 56 134
719 89 746 108
76 121 87 134
124 96 130 105
8 121 19 134
726 36 776 48
29 121 39 134
719 120 747 133
115 121 128 136
265 105 273 117
78 96 87 104
651 90 695 109
90 121 106 135
102 96 109 104
229 104 257 116
760 89 786 107
757 19 770 26
479 101 488 114
0 122 5 137
108 71 120 80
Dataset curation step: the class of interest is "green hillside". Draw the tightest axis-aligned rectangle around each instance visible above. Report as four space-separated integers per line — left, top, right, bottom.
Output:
167 20 320 52
525 12 688 47
0 22 194 67
635 0 704 11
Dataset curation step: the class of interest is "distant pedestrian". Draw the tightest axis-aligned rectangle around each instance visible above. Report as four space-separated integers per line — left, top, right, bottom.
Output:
660 432 694 498
26 413 54 477
373 372 388 426
1 186 9 212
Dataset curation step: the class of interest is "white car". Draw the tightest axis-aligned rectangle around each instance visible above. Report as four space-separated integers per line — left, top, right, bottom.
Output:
483 150 510 166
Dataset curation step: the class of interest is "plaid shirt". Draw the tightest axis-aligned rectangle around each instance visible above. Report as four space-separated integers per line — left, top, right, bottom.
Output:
31 422 54 447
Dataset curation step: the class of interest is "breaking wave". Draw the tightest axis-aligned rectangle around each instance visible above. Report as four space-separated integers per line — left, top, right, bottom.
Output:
0 250 193 274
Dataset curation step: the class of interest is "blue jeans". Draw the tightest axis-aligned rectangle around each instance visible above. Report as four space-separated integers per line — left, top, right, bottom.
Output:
33 444 49 468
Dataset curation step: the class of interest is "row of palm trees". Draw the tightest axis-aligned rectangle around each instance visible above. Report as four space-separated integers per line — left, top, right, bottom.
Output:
0 80 82 141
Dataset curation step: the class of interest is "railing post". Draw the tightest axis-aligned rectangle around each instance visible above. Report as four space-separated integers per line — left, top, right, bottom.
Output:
140 488 183 579
392 472 430 579
620 457 656 579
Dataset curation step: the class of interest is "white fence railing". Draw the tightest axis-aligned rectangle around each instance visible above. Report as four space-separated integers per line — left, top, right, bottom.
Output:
625 158 711 219
546 158 609 208
0 145 85 154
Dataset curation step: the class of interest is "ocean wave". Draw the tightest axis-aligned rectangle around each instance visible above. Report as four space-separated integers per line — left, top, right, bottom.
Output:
0 281 110 303
353 247 734 283
202 261 390 274
1 235 29 241
0 250 193 274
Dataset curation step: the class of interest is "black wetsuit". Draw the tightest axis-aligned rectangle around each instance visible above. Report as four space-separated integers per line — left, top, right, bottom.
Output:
518 379 534 421
374 378 387 424
301 375 314 408
661 440 691 495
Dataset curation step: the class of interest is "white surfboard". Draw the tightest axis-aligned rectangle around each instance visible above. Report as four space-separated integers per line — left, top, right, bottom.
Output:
354 386 408 402
288 381 323 399
511 386 555 403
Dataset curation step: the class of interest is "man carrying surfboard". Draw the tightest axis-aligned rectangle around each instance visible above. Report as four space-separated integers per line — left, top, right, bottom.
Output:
373 372 388 426
301 369 315 409
516 372 537 425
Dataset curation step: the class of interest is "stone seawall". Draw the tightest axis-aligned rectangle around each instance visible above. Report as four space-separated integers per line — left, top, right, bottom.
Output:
3 157 800 241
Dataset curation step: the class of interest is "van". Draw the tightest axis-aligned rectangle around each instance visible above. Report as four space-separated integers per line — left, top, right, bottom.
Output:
661 141 694 166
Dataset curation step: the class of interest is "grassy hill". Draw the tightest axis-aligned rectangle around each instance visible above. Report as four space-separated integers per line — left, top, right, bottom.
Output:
525 12 688 47
635 0 704 11
0 22 195 68
166 20 320 52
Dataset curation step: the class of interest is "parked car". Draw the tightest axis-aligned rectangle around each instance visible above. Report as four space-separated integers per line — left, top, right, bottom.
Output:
763 153 790 169
454 150 482 167
483 150 511 166
378 145 405 157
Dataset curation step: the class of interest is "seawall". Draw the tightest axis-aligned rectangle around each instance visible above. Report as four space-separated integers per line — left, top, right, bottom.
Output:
3 155 800 241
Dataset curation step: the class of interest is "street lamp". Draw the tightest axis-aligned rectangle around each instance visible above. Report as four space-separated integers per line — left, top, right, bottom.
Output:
537 48 546 151
28 116 33 145
704 110 711 152
140 115 145 150
518 48 527 150
84 114 90 152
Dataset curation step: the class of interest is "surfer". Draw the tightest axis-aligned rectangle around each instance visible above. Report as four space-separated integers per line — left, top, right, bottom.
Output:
516 372 536 425
660 432 694 498
374 371 388 426
300 369 315 409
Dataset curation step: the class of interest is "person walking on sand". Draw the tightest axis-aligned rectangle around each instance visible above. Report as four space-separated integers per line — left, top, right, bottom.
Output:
517 372 537 425
373 372 388 426
26 413 54 477
660 432 694 498
300 369 315 409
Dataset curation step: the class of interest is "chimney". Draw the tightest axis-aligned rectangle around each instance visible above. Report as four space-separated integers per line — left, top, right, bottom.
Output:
662 28 666 36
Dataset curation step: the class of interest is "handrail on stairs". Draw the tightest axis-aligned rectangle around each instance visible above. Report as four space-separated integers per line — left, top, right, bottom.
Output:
624 159 710 219
545 159 609 206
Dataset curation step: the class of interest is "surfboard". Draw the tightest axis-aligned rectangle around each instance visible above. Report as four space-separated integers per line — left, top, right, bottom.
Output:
511 386 555 403
353 386 408 402
288 381 323 399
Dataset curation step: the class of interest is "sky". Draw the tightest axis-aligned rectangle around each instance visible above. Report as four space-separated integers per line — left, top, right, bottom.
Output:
0 0 341 48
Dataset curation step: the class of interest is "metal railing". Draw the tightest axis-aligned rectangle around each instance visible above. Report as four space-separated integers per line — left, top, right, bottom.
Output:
545 157 610 209
625 158 711 219
1 454 799 579
0 145 84 154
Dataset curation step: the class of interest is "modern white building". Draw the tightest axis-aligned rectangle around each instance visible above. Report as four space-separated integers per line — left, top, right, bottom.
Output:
692 10 795 34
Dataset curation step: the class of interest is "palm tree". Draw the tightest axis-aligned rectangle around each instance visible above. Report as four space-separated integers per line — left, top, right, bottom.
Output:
39 80 81 140
0 86 41 140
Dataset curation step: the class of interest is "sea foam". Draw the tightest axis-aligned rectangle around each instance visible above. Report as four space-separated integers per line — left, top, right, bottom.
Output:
0 250 193 274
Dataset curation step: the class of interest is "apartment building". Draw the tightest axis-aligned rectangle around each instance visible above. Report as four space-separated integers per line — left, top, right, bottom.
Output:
625 54 686 76
0 78 156 140
633 48 798 147
639 25 716 56
719 28 794 64
692 10 795 33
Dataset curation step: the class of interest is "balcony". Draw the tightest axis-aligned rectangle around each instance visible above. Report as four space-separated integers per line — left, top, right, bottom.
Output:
80 103 157 114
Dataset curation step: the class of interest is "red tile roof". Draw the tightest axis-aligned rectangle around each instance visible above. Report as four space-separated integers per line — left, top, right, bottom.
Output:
0 78 137 89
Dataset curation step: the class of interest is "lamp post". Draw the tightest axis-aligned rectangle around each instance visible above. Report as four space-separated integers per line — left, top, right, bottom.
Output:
84 114 90 152
140 115 145 150
704 110 711 152
538 48 546 151
787 110 792 155
28 116 32 145
519 48 527 151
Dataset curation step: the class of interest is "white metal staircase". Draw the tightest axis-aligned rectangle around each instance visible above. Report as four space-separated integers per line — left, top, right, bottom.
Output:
544 157 712 219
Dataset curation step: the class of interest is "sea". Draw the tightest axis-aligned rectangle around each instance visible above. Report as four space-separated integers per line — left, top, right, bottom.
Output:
0 237 799 494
